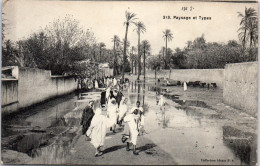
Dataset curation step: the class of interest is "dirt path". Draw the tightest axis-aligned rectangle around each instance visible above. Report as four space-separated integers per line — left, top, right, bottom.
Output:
67 127 176 165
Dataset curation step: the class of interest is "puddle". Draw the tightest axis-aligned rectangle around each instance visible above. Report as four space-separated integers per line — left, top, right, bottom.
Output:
2 79 257 165
2 91 92 160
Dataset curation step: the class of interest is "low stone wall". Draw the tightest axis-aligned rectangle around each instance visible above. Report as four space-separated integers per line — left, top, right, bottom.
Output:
1 67 78 114
18 67 78 109
1 79 19 114
146 69 224 88
223 62 258 116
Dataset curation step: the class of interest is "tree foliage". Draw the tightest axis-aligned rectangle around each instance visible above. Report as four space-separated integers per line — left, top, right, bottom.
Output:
2 15 99 78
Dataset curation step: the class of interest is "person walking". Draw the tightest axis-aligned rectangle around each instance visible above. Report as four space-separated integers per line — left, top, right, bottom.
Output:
100 90 107 108
115 89 124 108
117 97 128 126
184 81 187 91
80 101 95 136
105 86 111 104
107 98 118 133
113 77 118 87
121 108 143 155
95 79 99 89
86 108 108 157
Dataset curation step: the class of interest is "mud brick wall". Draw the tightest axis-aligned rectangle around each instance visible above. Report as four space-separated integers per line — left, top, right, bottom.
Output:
1 67 78 114
1 79 19 114
18 67 77 109
146 69 224 88
223 62 258 116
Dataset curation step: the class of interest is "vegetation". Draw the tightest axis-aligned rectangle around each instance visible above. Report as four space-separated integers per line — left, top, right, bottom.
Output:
2 7 258 80
134 21 146 80
122 11 137 80
162 29 173 69
140 40 151 79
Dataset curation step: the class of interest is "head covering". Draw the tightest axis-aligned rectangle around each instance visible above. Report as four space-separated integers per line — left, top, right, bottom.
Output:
89 100 94 106
95 108 102 115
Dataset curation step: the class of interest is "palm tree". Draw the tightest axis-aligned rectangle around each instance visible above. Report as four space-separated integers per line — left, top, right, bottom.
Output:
147 55 161 85
140 40 151 80
134 21 146 80
159 47 165 62
111 35 120 76
130 46 137 74
99 42 106 62
162 29 173 69
238 7 257 51
248 17 258 48
122 11 137 81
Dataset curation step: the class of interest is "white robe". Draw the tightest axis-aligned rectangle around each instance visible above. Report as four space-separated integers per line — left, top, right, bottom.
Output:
95 80 99 89
87 109 107 148
184 82 187 91
113 78 117 87
129 106 145 128
107 102 118 127
124 114 139 145
118 103 128 120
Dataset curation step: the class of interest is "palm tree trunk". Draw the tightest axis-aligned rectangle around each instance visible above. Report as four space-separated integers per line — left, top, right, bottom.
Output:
122 23 129 81
113 39 116 76
242 29 247 57
137 31 141 80
143 46 146 80
135 60 137 75
131 49 134 74
250 32 253 49
100 47 102 62
165 37 168 69
131 56 134 74
155 68 157 85
169 68 171 79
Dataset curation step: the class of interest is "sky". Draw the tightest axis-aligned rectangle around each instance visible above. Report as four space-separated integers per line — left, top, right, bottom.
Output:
3 0 258 54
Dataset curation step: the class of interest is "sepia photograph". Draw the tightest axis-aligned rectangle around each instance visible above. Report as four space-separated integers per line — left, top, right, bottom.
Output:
1 0 258 165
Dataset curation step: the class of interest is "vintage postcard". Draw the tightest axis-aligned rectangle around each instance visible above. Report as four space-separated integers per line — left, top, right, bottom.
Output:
1 0 258 165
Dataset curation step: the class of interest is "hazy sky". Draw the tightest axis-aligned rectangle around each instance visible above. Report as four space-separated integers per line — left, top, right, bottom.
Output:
3 0 258 54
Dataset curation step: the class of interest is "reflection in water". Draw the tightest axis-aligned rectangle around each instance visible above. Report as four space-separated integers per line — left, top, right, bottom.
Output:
155 107 170 128
222 126 257 165
142 79 146 106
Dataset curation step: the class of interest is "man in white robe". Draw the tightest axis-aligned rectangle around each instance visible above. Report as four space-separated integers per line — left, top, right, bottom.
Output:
86 108 108 157
107 98 118 133
117 97 128 126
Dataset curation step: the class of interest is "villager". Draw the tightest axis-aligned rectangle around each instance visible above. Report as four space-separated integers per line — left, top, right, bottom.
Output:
116 89 124 108
129 101 145 133
113 77 118 87
184 81 187 91
104 77 107 87
86 108 107 157
80 101 95 136
107 98 118 133
95 80 99 89
110 89 115 100
122 102 144 155
117 97 128 126
105 87 111 103
100 90 106 107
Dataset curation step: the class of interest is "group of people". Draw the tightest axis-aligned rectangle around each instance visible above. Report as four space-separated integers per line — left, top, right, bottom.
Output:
78 76 120 91
80 82 145 157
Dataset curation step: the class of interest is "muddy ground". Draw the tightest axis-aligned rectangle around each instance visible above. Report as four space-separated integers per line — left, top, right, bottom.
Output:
1 76 257 165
